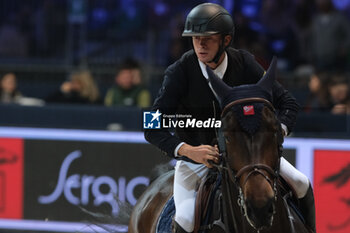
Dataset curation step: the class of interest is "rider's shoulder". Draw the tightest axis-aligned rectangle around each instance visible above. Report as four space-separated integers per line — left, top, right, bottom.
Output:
165 50 197 75
227 48 256 62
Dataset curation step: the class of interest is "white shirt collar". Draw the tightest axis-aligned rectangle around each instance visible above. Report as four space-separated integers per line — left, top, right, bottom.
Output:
198 52 228 80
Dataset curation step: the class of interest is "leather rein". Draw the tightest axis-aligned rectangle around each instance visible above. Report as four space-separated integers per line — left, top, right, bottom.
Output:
215 97 280 232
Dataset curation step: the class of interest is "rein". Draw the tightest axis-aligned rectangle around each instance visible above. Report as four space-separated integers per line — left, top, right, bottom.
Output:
216 97 280 232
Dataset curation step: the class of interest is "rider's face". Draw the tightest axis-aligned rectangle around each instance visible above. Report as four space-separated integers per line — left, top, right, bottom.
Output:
193 34 221 64
192 34 231 68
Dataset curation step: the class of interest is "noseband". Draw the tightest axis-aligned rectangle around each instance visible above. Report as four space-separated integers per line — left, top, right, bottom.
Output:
235 163 278 194
218 97 280 231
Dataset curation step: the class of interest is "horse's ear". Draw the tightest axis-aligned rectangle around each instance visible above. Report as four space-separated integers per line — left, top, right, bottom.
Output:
257 56 277 94
206 66 232 102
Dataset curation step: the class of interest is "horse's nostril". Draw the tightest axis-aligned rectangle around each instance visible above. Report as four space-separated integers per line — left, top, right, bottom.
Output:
244 198 276 230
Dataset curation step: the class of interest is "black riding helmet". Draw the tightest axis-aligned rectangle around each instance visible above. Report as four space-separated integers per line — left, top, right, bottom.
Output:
182 3 234 63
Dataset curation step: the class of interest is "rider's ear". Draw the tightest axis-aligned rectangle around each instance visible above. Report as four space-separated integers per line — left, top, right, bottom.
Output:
224 35 232 47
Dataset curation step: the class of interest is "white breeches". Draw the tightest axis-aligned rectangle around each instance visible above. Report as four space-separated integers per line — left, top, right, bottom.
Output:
173 157 310 232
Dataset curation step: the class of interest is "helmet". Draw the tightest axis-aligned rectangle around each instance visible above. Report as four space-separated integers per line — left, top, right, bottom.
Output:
182 3 234 37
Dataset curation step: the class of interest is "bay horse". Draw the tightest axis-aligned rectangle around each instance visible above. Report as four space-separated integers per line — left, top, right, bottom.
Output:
129 58 310 233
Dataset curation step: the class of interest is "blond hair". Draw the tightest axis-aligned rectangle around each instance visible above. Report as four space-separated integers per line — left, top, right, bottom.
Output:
70 70 100 103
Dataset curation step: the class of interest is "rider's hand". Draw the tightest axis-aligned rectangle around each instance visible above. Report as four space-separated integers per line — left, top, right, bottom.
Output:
178 144 219 168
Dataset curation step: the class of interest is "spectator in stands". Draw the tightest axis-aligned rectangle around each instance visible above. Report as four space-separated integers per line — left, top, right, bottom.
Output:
304 71 331 112
104 58 151 108
328 73 350 114
310 0 350 70
0 72 22 104
46 70 101 104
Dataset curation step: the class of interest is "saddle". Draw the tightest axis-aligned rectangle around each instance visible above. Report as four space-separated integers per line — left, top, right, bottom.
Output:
194 170 223 233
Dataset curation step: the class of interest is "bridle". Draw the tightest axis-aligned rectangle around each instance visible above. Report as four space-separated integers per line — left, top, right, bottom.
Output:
216 97 281 232
220 97 275 118
235 163 279 198
232 162 279 232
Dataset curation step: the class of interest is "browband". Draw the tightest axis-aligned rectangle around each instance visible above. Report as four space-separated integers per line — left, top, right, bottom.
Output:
221 97 275 118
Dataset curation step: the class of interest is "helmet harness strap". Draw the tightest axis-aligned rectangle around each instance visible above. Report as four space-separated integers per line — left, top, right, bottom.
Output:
210 35 226 64
210 34 231 64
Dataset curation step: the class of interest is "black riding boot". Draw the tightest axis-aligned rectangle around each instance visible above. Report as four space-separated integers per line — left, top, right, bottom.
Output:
173 221 191 233
299 184 316 232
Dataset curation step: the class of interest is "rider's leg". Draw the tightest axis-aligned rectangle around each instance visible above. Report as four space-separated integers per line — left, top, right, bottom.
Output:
279 157 316 232
173 221 190 233
299 184 316 232
173 160 209 233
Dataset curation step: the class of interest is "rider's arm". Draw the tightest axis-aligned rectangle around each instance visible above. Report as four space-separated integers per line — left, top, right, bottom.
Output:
144 62 187 158
241 50 299 135
271 81 300 134
174 142 185 157
177 143 219 168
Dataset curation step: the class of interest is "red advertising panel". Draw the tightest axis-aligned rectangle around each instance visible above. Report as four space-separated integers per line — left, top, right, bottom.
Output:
0 138 23 218
314 150 350 233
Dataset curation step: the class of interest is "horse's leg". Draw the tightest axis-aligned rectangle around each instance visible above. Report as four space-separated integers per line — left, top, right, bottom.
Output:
128 170 174 233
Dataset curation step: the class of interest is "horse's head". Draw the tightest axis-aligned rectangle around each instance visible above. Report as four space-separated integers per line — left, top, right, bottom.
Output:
207 58 284 230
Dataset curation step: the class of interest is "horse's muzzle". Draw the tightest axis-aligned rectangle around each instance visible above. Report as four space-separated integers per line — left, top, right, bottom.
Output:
245 197 275 230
